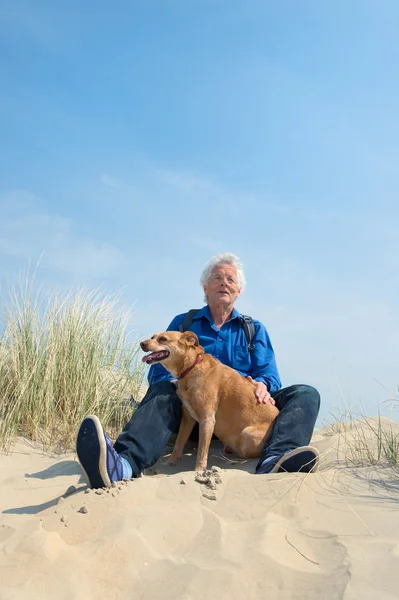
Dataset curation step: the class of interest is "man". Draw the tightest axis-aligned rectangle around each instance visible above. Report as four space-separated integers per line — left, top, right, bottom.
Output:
76 253 320 488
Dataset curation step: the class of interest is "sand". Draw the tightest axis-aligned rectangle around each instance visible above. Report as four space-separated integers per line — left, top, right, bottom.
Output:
1 419 399 600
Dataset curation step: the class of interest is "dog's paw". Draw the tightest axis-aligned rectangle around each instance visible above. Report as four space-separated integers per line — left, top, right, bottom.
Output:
195 463 207 473
168 453 181 466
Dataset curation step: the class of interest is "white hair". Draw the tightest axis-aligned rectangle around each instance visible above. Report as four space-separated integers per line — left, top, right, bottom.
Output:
200 252 246 293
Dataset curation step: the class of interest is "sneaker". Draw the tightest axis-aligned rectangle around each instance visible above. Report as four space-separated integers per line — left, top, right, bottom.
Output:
256 445 320 475
76 415 124 488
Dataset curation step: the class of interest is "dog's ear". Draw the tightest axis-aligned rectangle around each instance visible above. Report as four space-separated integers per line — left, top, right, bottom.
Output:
181 331 199 347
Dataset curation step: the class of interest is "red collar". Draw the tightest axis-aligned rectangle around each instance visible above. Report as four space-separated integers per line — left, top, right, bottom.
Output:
179 354 203 380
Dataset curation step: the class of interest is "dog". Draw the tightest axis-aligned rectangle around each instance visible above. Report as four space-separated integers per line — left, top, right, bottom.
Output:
141 330 279 472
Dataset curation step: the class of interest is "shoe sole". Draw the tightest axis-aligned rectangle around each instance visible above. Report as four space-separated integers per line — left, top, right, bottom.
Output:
270 445 320 474
76 415 111 488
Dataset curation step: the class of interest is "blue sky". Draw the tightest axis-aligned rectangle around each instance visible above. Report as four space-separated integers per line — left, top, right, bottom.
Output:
1 1 398 422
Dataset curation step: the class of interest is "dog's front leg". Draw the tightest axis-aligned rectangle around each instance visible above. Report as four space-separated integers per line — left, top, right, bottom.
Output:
195 415 216 472
169 406 196 465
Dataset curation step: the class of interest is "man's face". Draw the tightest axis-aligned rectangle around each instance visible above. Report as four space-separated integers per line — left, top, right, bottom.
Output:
204 264 241 307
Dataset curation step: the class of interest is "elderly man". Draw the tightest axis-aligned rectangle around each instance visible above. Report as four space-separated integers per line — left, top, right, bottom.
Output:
76 253 320 488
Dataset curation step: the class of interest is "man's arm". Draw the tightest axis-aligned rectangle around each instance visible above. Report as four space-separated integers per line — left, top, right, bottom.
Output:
248 321 282 401
147 313 185 385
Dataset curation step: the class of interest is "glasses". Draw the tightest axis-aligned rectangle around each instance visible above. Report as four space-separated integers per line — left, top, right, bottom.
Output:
210 274 237 285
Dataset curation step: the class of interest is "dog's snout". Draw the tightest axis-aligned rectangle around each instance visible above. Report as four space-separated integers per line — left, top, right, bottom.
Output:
140 341 148 351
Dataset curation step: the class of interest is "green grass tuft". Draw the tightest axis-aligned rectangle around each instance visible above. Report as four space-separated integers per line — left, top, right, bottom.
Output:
0 279 147 452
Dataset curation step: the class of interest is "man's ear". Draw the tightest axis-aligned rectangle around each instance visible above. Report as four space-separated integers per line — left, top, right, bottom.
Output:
181 331 199 347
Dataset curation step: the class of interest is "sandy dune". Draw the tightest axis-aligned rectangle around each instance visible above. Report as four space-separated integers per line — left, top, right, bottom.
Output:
1 420 399 600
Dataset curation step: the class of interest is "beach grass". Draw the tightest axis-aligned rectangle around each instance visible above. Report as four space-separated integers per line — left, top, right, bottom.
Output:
323 407 399 467
0 279 147 452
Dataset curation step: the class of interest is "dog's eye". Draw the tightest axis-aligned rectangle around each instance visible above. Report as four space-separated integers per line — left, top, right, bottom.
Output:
158 336 167 342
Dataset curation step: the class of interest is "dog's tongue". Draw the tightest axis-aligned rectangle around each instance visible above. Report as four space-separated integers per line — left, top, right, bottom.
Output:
142 351 167 364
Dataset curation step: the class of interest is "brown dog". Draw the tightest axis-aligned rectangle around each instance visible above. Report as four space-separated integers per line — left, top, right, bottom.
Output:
141 330 279 472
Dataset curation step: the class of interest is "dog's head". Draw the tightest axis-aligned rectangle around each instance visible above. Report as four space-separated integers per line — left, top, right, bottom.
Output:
140 331 201 378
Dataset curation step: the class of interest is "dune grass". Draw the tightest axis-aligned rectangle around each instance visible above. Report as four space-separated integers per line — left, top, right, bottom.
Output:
0 279 147 453
323 407 399 467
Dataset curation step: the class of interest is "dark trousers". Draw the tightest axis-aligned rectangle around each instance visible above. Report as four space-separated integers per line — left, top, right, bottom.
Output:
113 381 320 476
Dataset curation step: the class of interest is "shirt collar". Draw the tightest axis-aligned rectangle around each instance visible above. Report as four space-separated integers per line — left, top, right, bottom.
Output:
195 305 242 325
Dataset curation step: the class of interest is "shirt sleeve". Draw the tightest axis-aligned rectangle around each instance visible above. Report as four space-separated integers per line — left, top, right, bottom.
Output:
250 321 282 394
147 314 185 385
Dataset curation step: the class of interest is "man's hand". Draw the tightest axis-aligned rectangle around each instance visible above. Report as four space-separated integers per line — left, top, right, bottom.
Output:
247 376 276 405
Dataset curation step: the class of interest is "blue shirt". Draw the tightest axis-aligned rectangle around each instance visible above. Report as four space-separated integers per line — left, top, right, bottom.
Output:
147 305 282 393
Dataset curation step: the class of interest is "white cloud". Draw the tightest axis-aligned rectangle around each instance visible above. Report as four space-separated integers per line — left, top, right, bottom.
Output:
153 167 259 218
100 174 124 188
0 190 127 280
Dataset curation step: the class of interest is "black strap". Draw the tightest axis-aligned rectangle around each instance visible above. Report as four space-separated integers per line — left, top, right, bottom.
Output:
178 309 201 333
179 309 255 353
239 314 256 353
